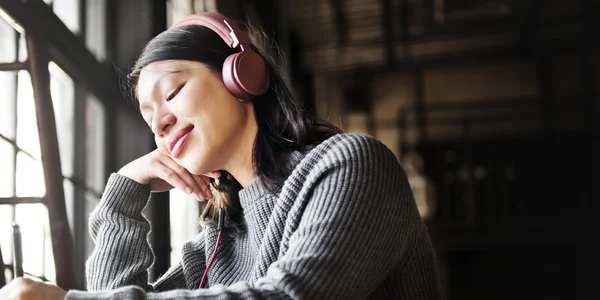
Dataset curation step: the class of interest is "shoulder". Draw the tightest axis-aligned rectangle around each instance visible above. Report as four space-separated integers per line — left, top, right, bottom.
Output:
288 133 407 191
307 133 401 170
283 133 417 227
280 133 418 236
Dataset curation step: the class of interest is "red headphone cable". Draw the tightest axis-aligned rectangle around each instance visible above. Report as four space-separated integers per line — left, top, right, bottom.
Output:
199 206 224 289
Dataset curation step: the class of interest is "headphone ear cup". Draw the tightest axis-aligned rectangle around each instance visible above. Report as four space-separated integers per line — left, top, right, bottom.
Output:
222 51 270 101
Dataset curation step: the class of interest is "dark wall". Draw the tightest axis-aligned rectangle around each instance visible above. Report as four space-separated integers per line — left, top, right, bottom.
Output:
286 1 598 299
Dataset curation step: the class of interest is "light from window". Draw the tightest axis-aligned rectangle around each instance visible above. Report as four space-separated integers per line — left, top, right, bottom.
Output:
85 94 105 193
15 152 45 197
18 33 26 62
62 178 75 251
0 139 14 197
0 203 14 280
52 0 80 34
15 204 55 282
0 72 16 140
83 193 99 259
0 13 15 63
85 0 107 61
169 189 200 265
16 71 41 159
50 62 75 178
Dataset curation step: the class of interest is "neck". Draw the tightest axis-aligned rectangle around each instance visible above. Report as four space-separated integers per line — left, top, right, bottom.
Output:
223 108 258 188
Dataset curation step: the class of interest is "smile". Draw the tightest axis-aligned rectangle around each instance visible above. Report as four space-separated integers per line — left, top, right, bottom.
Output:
168 126 194 158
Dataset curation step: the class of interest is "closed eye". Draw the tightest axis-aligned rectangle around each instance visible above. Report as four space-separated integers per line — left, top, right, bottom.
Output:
166 85 184 101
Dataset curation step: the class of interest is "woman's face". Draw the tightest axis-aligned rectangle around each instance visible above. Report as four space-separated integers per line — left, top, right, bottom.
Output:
137 60 252 175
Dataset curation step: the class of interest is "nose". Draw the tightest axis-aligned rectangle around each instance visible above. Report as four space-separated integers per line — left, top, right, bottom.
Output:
151 110 177 138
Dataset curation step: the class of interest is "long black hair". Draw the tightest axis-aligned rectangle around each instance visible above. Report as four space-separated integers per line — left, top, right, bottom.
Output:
127 22 341 227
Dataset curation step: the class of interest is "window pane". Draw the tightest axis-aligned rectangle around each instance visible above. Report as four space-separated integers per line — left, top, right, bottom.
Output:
170 189 200 265
62 178 75 248
16 71 41 159
18 33 27 62
0 72 16 139
0 139 15 197
85 94 105 193
84 192 99 258
0 205 14 269
49 62 75 177
0 13 16 63
16 151 45 197
53 0 80 34
43 214 56 283
15 203 55 281
86 0 107 61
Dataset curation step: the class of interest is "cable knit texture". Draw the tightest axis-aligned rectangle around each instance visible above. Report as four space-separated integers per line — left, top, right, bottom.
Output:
66 133 441 299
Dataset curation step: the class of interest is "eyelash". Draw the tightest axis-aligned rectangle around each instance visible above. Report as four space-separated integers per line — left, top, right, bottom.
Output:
166 85 183 101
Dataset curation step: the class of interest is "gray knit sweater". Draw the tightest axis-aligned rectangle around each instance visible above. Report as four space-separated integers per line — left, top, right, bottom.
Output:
66 133 440 299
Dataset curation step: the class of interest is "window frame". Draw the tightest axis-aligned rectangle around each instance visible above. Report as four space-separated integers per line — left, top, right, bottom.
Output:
0 0 119 290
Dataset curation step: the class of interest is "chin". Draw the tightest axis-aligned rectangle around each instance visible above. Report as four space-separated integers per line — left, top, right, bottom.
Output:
181 162 202 176
178 141 219 175
180 157 210 176
179 138 212 174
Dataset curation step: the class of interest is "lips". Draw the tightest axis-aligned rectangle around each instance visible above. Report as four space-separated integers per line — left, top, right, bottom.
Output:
167 126 194 158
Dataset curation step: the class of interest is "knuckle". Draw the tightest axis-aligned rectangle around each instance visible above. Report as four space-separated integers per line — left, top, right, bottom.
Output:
147 157 158 166
166 171 178 180
17 290 30 299
14 277 31 285
150 156 162 165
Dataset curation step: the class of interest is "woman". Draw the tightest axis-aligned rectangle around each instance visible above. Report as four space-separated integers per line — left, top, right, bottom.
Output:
0 12 440 299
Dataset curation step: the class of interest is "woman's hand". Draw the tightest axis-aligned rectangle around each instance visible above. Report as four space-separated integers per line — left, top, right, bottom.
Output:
0 277 66 300
118 149 220 201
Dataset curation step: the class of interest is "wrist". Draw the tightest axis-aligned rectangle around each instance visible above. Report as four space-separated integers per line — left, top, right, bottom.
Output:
117 165 150 185
101 173 151 218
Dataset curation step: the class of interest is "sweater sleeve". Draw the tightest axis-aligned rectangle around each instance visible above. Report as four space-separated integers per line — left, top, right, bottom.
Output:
66 135 440 299
72 173 189 293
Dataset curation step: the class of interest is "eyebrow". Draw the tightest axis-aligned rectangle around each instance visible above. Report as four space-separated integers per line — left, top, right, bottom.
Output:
138 69 184 111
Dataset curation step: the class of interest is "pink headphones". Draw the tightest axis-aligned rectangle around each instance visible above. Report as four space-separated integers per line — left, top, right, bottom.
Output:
170 12 270 101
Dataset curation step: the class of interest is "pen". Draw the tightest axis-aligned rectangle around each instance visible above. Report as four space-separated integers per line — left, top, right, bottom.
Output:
12 222 23 277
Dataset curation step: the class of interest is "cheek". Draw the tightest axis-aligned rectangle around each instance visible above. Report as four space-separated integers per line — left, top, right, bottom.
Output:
169 94 215 125
194 104 243 147
184 96 226 129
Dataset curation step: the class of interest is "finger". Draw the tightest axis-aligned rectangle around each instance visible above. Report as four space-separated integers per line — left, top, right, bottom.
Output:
158 156 202 196
189 173 211 200
159 157 211 200
13 277 34 285
153 163 193 195
193 175 213 201
203 171 221 178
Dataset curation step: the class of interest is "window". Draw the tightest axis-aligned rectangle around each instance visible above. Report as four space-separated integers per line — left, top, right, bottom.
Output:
0 0 109 288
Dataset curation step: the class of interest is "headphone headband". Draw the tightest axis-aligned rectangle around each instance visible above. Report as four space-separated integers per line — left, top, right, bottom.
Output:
169 12 251 49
